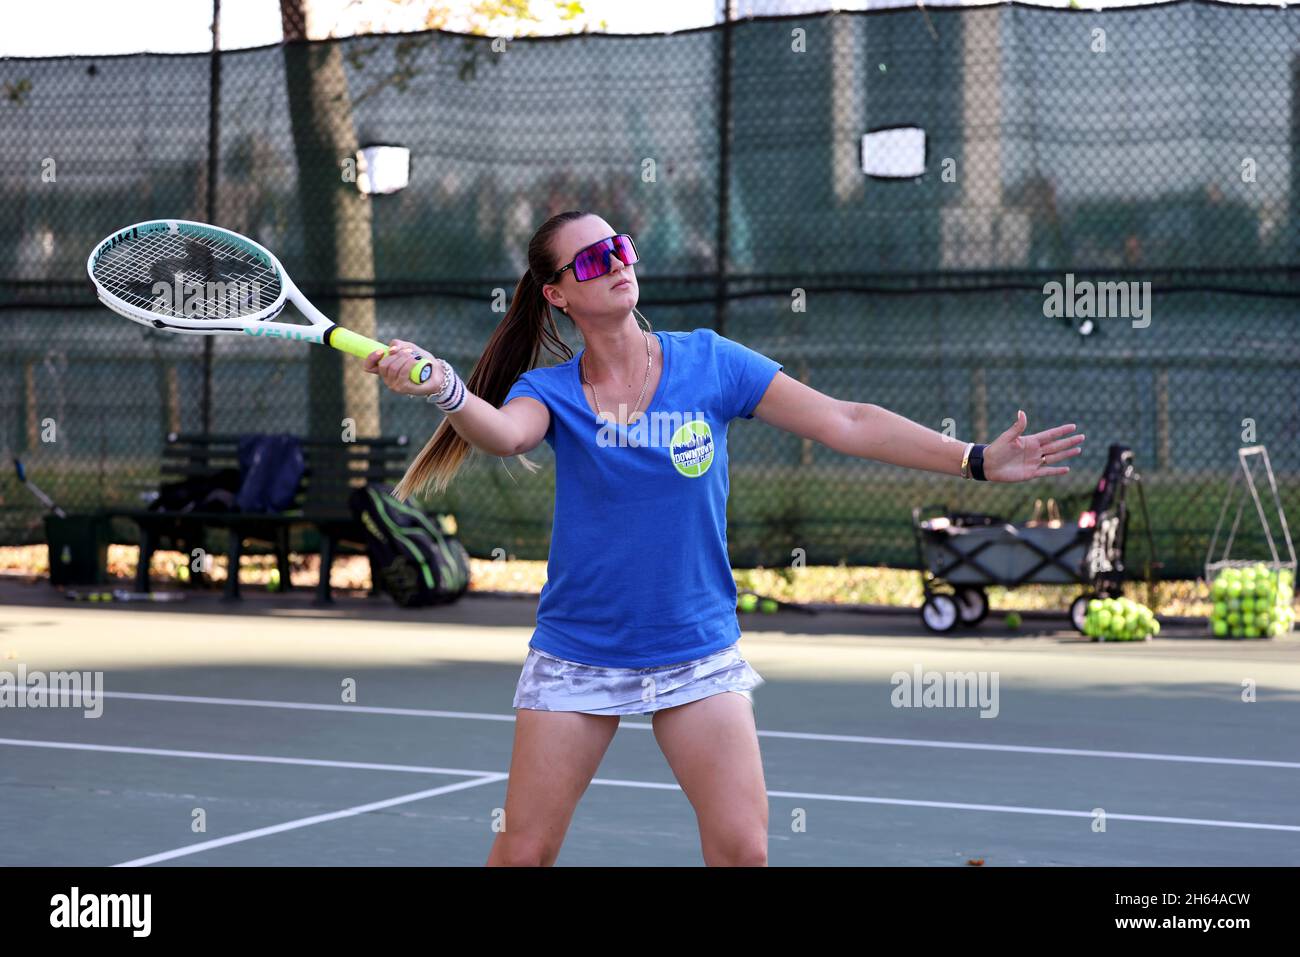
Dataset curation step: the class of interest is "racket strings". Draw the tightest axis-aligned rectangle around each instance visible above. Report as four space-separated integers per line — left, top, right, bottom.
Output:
94 230 282 320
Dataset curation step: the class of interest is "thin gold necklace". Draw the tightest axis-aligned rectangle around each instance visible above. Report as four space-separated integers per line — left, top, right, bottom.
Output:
581 330 652 424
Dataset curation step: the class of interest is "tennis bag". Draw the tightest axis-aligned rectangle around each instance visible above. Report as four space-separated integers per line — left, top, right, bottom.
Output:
347 484 471 607
148 468 242 514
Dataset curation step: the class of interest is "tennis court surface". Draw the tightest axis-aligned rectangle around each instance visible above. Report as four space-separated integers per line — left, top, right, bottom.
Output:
1 580 1297 867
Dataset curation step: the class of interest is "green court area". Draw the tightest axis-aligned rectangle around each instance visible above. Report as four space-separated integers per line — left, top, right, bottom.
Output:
1 579 1297 867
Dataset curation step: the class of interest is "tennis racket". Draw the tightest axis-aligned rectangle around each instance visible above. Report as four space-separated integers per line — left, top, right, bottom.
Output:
13 458 67 518
87 219 434 384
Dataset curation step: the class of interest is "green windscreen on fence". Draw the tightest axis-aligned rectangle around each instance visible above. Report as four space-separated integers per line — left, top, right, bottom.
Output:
1 1 1298 579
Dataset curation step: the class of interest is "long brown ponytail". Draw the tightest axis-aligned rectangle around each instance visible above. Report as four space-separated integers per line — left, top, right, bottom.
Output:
392 209 591 503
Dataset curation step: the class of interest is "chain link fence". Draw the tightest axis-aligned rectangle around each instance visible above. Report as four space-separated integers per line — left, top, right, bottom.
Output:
2 1 1298 578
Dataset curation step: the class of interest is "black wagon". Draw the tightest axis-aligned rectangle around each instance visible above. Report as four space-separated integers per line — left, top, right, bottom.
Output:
911 443 1153 634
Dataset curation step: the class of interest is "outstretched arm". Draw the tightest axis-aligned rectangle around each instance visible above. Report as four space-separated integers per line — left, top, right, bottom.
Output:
750 372 1084 482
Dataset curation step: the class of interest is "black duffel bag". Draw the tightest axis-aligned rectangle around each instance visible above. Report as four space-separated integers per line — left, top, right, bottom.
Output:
148 468 242 514
348 484 471 607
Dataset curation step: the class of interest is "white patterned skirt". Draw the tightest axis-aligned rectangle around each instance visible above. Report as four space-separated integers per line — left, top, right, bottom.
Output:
512 641 765 717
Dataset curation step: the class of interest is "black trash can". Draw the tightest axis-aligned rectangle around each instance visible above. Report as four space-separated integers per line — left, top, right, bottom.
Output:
45 514 110 586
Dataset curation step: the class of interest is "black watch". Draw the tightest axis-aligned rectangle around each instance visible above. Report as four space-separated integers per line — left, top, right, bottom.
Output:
969 444 988 481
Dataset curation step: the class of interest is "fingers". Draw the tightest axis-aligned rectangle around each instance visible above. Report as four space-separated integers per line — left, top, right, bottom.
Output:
376 341 418 390
1024 424 1085 459
360 338 438 396
1034 447 1086 468
1000 411 1028 438
377 348 401 377
1041 439 1085 459
1033 423 1080 442
394 350 418 384
364 340 407 373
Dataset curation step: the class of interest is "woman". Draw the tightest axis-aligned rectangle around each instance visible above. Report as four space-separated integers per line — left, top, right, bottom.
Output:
364 210 1084 867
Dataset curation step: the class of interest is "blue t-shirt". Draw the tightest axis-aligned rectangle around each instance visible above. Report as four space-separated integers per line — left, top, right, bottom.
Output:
502 328 783 668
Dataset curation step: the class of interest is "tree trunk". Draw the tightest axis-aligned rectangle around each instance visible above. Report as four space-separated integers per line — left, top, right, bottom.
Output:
280 0 381 441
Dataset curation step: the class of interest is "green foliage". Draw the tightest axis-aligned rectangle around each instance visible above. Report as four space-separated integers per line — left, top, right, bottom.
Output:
4 78 32 105
345 1 599 98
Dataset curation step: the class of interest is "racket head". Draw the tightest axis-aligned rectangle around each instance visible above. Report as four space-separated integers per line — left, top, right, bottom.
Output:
87 219 289 333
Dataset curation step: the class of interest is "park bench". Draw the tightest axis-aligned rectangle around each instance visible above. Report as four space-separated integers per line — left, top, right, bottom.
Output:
108 432 412 603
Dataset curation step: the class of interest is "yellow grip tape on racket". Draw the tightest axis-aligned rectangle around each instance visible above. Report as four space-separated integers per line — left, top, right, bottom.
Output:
329 326 434 385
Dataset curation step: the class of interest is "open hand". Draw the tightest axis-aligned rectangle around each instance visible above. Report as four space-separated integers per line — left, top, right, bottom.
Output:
982 411 1084 483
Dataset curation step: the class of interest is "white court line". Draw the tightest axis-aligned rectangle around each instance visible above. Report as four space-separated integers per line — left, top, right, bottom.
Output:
114 776 507 867
4 736 1300 835
755 730 1300 770
30 688 1300 771
46 689 517 723
756 790 1300 833
0 738 494 778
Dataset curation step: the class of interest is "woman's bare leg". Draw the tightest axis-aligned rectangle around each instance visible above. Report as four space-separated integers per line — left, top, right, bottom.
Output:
486 709 620 866
651 692 768 866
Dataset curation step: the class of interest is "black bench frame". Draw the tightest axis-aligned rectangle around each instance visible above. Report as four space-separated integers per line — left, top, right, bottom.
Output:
108 432 412 603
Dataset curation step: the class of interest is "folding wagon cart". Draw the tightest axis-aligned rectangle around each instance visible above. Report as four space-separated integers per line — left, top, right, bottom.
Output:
911 443 1156 634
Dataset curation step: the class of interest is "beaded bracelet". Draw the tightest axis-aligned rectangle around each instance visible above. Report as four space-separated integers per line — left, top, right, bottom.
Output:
426 358 467 413
430 358 455 400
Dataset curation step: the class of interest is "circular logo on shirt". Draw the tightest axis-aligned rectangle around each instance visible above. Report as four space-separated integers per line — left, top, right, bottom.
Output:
669 419 714 477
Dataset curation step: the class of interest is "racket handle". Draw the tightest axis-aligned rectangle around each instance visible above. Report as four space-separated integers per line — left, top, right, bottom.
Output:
329 327 435 385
